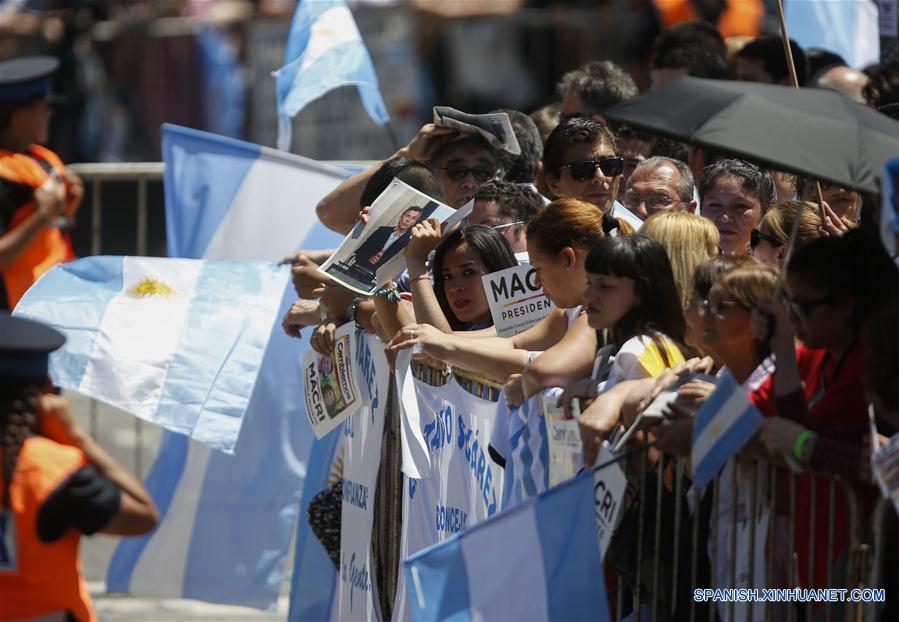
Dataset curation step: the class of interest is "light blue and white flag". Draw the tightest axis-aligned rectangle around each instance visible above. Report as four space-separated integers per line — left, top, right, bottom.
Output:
691 371 763 489
274 0 389 151
14 256 287 454
105 125 348 609
403 472 609 622
786 0 879 70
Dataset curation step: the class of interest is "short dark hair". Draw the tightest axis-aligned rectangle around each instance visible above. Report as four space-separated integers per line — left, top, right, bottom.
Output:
864 60 899 108
585 234 686 350
401 206 424 217
431 224 517 330
543 117 619 178
698 158 776 211
557 61 638 117
653 22 727 80
806 48 847 81
473 179 544 236
651 136 690 164
631 156 694 201
360 157 444 207
492 108 543 184
429 133 499 171
736 35 809 86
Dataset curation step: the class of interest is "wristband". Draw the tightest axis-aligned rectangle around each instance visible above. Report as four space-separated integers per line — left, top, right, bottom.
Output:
793 430 814 461
345 297 363 323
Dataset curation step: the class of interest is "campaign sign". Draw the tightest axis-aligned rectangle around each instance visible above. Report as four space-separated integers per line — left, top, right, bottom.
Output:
482 263 554 337
302 323 363 438
540 393 582 488
592 442 626 560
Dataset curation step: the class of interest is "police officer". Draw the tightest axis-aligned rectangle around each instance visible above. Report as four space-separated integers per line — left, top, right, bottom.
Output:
0 313 158 621
0 56 80 310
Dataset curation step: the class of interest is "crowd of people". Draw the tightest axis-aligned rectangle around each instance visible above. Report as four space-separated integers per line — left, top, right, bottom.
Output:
281 23 899 619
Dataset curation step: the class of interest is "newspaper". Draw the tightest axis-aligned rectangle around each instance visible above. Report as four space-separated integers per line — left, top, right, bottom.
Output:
433 106 521 156
540 392 582 488
319 178 454 295
302 323 363 438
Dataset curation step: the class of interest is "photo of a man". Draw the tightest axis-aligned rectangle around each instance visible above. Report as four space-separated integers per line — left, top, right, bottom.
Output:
353 205 425 270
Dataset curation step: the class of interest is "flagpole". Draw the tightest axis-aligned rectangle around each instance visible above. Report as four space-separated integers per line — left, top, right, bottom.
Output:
774 0 828 224
591 440 657 473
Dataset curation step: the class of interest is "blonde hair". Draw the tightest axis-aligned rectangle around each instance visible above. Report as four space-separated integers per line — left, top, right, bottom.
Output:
761 200 823 246
641 211 720 307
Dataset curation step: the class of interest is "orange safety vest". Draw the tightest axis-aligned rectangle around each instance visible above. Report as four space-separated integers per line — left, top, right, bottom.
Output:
0 436 96 622
0 144 75 309
652 0 763 38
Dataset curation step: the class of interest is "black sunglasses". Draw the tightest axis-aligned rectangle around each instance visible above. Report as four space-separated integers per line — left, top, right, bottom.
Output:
437 163 496 183
562 157 624 181
783 295 836 321
750 229 783 248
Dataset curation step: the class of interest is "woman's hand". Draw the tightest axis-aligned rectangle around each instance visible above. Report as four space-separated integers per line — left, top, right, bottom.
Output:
396 123 457 163
504 374 526 407
676 379 717 411
310 320 344 355
818 200 850 237
757 417 807 457
751 300 795 355
406 218 443 265
282 299 323 338
649 417 694 456
388 323 451 360
578 393 625 467
556 377 597 419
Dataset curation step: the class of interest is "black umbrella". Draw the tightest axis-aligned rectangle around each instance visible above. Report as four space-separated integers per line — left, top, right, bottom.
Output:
604 76 899 194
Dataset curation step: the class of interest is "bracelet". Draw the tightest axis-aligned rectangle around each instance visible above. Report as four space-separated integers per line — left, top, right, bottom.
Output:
793 430 814 461
410 274 432 283
345 297 363 323
373 285 401 303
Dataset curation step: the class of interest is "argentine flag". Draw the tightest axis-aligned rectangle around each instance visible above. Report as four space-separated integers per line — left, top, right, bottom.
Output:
403 472 609 621
104 125 348 609
786 0 879 70
691 371 763 489
274 0 389 151
13 256 287 454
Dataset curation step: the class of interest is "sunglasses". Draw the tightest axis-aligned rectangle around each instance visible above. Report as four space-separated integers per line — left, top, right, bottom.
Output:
750 229 783 248
562 156 624 181
437 164 496 183
783 295 835 321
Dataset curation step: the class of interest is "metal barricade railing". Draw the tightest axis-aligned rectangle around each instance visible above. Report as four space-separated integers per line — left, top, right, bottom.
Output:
602 447 882 622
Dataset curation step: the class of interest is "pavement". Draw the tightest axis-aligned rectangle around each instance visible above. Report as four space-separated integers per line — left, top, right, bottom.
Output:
67 392 291 621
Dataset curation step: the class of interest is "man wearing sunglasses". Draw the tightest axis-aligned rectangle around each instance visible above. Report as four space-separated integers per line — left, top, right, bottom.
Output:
429 133 500 209
622 157 696 221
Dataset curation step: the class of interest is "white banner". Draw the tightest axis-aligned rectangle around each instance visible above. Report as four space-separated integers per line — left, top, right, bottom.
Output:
481 263 554 337
592 443 626 560
335 331 391 621
303 323 365 439
392 375 505 621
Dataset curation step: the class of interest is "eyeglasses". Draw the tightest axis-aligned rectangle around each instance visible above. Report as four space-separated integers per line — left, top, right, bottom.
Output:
622 194 676 211
783 295 835 321
697 298 744 319
750 229 783 248
437 163 496 183
562 156 624 181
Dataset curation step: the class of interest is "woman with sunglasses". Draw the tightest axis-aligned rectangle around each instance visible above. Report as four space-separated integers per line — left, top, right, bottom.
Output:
751 229 899 589
749 200 823 268
542 117 634 235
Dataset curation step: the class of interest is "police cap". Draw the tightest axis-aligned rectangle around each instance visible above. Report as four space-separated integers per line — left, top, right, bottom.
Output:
0 313 65 378
0 56 59 102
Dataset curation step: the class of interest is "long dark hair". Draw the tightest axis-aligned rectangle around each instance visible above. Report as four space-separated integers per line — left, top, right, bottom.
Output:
586 234 687 353
787 228 899 329
431 225 517 330
0 377 45 508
